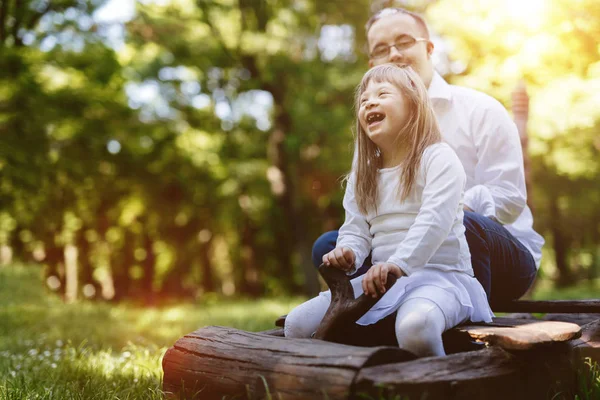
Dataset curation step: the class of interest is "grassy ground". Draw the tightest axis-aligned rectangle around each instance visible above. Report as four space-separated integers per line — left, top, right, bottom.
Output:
0 264 303 399
0 263 598 399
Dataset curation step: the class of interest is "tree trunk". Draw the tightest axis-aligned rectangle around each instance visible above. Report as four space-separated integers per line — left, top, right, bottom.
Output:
63 244 78 303
142 232 156 305
160 248 193 298
76 229 101 299
111 230 134 301
589 217 599 281
44 243 66 296
199 238 215 293
549 194 574 286
238 210 262 296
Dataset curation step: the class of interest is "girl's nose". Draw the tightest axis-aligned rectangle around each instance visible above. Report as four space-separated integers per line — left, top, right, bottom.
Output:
365 99 378 109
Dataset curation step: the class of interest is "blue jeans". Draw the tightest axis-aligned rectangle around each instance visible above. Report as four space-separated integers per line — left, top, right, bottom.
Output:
311 211 537 307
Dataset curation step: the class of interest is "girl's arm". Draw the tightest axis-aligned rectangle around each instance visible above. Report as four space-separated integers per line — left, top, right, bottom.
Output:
387 144 466 276
336 174 372 275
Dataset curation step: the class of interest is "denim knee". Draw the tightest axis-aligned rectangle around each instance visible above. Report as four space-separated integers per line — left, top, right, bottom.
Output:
311 231 339 268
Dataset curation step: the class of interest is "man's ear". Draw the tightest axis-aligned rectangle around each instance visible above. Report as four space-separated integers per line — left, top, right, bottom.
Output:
427 41 435 57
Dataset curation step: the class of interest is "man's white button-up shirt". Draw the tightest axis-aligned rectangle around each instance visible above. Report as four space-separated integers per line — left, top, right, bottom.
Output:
428 72 544 268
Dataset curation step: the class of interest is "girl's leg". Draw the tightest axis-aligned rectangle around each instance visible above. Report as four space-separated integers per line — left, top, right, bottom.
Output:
394 298 447 357
394 286 469 357
284 294 330 338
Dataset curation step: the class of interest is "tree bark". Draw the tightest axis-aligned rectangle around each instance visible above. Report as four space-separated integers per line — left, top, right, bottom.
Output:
111 230 134 301
142 231 156 305
162 326 414 400
198 238 215 293
238 210 262 296
549 194 574 286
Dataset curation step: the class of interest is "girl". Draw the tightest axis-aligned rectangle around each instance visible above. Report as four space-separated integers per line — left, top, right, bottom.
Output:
284 64 493 357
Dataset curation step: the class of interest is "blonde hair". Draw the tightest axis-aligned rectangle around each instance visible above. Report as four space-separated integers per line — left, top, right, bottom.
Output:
353 64 441 214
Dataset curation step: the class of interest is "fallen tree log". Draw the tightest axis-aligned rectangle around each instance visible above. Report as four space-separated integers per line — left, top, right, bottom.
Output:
162 326 414 400
353 344 578 400
162 319 599 400
492 299 600 313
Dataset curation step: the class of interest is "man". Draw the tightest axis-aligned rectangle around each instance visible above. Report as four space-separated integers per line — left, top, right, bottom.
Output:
313 7 544 307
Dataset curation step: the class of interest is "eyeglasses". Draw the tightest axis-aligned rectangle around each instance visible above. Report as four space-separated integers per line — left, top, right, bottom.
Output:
369 35 428 59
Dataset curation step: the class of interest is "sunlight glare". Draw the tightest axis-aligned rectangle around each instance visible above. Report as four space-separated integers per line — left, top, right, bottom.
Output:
505 0 546 29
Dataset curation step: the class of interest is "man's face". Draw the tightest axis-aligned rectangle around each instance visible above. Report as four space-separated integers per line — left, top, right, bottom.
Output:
367 13 434 88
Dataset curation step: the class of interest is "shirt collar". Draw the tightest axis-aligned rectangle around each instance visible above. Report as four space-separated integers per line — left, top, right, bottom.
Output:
428 71 452 102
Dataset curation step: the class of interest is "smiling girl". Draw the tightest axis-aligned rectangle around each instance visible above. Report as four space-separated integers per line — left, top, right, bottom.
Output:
284 64 493 357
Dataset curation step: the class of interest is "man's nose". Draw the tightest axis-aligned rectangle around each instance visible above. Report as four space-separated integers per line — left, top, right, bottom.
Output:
388 45 403 62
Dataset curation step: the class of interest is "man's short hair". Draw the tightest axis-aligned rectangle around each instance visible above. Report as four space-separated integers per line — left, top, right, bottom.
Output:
365 8 430 39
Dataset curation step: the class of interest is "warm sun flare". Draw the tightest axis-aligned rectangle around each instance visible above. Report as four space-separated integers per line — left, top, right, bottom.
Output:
505 0 547 29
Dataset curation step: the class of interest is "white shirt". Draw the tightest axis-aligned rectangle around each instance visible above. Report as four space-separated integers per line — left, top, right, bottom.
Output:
428 72 544 268
337 143 473 276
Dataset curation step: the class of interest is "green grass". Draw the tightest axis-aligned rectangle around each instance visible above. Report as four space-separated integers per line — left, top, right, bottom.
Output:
1 264 599 399
0 263 304 399
530 278 600 301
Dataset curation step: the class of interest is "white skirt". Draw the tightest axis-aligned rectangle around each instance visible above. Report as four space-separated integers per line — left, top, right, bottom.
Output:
320 268 494 328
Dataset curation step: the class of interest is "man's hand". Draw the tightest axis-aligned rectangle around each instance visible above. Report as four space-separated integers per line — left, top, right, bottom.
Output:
362 262 405 298
322 247 355 272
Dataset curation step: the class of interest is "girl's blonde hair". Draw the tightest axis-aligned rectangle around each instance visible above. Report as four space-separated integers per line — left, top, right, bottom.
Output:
353 64 441 214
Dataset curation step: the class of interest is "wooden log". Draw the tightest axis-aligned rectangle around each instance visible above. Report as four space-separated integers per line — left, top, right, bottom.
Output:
353 343 579 400
275 300 600 328
456 320 581 350
353 347 521 400
569 318 600 364
275 316 581 351
164 320 600 400
544 313 600 326
313 264 397 343
162 326 415 400
492 299 600 313
354 319 600 400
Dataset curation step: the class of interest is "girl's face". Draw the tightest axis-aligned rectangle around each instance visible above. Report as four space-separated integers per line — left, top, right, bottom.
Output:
358 80 409 151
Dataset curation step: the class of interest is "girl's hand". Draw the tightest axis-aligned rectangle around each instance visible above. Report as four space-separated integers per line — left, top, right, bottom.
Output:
362 263 405 298
322 247 355 272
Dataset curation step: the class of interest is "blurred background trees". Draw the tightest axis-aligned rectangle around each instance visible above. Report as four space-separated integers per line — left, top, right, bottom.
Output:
1 0 598 302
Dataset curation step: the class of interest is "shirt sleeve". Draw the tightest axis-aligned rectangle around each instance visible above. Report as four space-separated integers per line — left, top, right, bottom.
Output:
465 99 527 224
463 184 495 217
387 145 466 276
336 174 372 276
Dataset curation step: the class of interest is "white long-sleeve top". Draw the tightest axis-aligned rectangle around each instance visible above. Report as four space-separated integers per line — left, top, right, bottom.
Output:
337 143 473 277
428 72 544 267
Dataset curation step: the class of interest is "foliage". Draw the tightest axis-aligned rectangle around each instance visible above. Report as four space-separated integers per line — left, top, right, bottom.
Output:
0 0 598 301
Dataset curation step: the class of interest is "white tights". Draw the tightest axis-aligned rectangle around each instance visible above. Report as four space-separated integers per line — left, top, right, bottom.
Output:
284 287 456 357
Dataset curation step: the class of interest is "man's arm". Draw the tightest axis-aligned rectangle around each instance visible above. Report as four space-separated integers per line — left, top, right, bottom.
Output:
464 98 527 225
